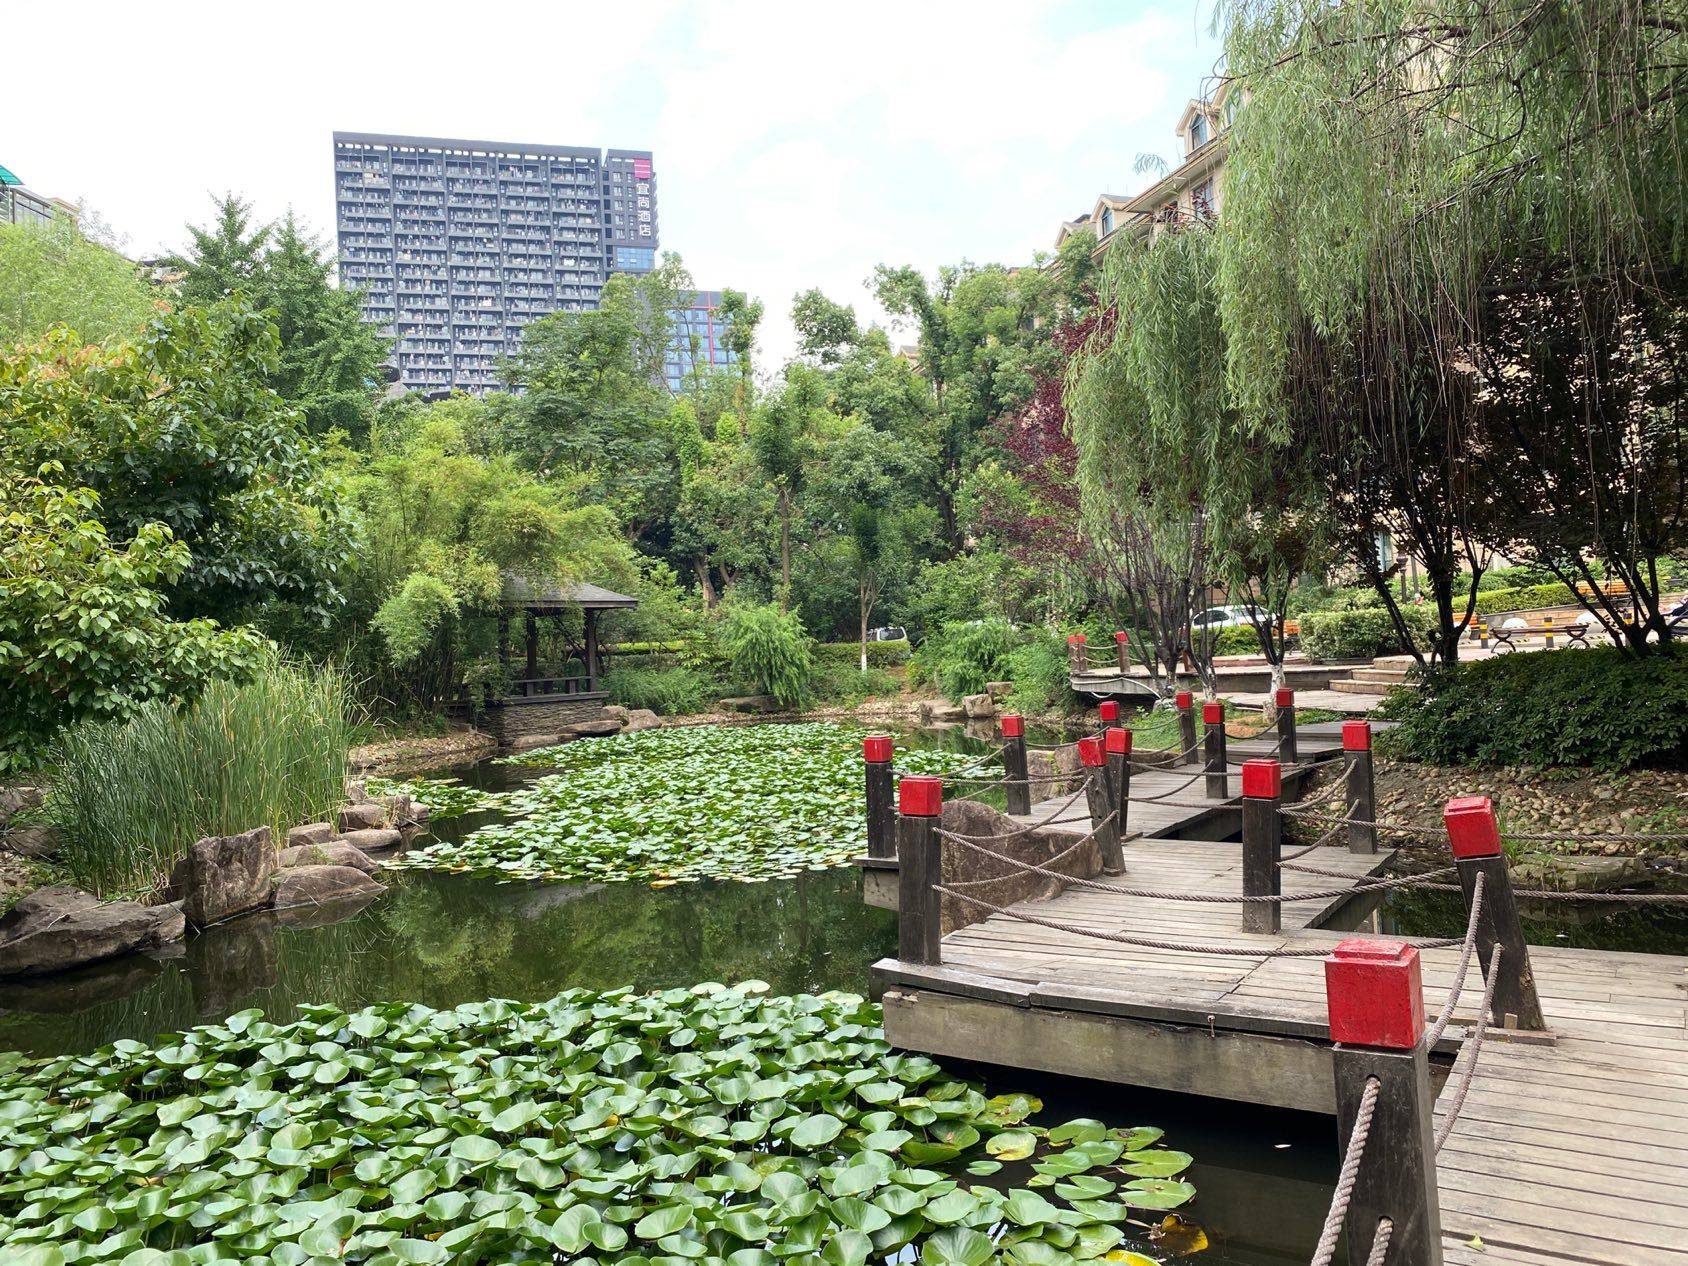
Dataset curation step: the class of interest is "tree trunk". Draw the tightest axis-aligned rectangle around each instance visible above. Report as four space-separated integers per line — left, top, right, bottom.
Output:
693 559 717 609
778 486 792 608
860 593 870 673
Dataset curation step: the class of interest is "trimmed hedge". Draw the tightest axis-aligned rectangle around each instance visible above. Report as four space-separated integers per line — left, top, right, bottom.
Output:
813 638 913 668
1470 582 1577 617
1300 607 1433 660
1380 646 1688 771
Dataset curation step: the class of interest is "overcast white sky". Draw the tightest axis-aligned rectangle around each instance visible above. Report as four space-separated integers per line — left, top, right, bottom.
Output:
6 0 1219 365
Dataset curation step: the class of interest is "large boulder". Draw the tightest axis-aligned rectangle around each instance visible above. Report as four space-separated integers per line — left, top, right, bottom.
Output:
286 822 338 848
934 800 1100 935
1027 744 1084 800
336 802 387 832
720 695 778 714
962 693 996 720
562 718 623 739
0 887 184 979
339 827 403 853
985 681 1014 703
508 733 565 753
273 865 386 911
2 824 61 860
278 841 381 875
602 705 631 725
920 701 967 725
0 785 43 826
172 827 276 928
622 708 663 733
381 794 429 830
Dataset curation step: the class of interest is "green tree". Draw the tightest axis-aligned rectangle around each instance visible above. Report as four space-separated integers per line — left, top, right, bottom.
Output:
0 305 353 629
0 219 158 348
164 194 270 306
0 463 268 772
748 365 843 604
791 288 861 366
716 288 764 435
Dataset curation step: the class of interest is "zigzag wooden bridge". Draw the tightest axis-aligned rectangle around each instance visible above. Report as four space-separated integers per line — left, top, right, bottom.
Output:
855 699 1688 1266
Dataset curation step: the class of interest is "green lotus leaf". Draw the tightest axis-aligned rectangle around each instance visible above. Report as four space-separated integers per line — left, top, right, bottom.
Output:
920 1226 996 1266
1120 1179 1196 1210
986 1130 1038 1161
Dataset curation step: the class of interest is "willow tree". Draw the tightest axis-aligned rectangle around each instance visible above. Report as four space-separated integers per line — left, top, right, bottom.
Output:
1214 0 1688 657
1067 223 1326 691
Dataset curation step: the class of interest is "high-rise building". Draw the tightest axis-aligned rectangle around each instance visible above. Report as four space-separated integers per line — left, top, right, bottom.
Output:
664 290 738 393
332 132 657 394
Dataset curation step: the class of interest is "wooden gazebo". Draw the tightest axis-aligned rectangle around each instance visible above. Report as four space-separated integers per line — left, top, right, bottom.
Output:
468 577 639 742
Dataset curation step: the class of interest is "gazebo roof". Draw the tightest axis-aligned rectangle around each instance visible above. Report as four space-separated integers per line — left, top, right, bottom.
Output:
500 575 639 611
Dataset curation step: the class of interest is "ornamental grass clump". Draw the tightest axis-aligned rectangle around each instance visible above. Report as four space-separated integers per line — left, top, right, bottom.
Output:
45 658 354 897
0 986 1196 1264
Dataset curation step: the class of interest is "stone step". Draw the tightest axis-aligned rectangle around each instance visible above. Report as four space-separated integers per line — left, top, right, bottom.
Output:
1350 668 1411 684
1328 680 1395 696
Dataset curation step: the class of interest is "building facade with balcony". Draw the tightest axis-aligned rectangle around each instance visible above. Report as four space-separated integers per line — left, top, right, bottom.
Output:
1 164 76 227
664 289 738 393
1056 81 1233 256
332 132 658 394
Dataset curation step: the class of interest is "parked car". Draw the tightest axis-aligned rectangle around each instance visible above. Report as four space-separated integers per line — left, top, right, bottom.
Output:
1191 605 1275 632
866 626 908 643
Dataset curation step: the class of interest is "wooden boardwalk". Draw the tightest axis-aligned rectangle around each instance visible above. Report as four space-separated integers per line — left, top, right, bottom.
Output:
872 823 1688 1264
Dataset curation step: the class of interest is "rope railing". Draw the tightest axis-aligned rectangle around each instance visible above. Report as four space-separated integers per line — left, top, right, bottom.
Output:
1310 1075 1380 1266
1426 872 1485 1049
937 817 1114 889
1282 804 1688 847
1433 943 1502 1154
1363 1218 1393 1266
1277 820 1348 862
929 886 1462 956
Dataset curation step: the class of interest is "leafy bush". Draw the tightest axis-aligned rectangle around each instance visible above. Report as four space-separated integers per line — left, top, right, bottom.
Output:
1212 626 1261 656
1300 607 1432 660
812 663 902 705
44 657 354 897
1380 647 1688 771
1470 582 1577 616
1004 631 1075 715
718 603 814 709
605 665 712 716
812 638 913 668
913 619 1019 701
0 466 269 773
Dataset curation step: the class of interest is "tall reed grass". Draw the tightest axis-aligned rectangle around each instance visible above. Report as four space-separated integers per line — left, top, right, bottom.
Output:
45 659 355 897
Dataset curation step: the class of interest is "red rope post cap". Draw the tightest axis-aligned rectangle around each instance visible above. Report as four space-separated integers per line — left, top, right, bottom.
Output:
863 735 893 764
1241 758 1282 800
999 713 1024 739
1274 687 1295 709
1444 795 1502 859
1114 630 1129 644
1325 939 1425 1050
1174 690 1193 710
1105 726 1132 755
1341 720 1372 752
1202 700 1225 726
1073 632 1087 644
899 776 943 818
1077 736 1106 768
1098 700 1119 724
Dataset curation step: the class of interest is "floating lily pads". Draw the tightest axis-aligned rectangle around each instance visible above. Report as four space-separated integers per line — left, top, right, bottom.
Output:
0 986 1192 1263
385 722 994 885
366 775 517 820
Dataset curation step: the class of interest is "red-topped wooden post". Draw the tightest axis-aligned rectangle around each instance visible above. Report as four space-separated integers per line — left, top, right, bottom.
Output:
1098 699 1119 727
863 735 895 859
1325 939 1443 1266
1078 736 1124 874
1240 759 1282 933
1105 726 1132 841
1444 796 1545 1031
1175 690 1199 766
1343 720 1377 854
1067 632 1088 673
1000 713 1031 816
1275 686 1299 764
1203 700 1229 799
897 776 944 965
1114 630 1130 677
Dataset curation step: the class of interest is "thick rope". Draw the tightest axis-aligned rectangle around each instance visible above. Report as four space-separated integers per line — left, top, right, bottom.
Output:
938 829 1103 890
1278 821 1348 862
936 832 1456 904
930 887 1461 956
1278 810 1447 840
911 775 1099 844
1311 1076 1381 1266
1412 881 1688 903
1364 1218 1393 1266
1281 807 1688 846
1127 767 1211 803
1434 943 1502 1154
1425 872 1485 1049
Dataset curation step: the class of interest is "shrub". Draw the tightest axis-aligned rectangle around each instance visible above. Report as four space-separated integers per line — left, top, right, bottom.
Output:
1212 626 1262 657
718 604 813 709
1470 582 1577 616
1300 607 1433 660
1380 646 1688 771
604 666 712 716
812 663 902 705
1004 632 1075 716
812 639 913 669
913 620 1019 701
44 658 354 897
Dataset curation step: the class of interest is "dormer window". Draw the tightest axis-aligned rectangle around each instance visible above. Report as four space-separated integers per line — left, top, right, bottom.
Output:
1100 208 1114 236
1188 112 1209 152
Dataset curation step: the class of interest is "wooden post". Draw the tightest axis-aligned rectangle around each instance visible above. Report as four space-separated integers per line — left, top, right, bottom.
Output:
1275 686 1298 764
1443 797 1546 1032
1203 700 1229 799
1175 690 1199 766
1067 632 1088 673
524 610 539 681
1098 699 1119 729
897 776 943 965
584 608 602 691
1000 714 1030 817
863 736 895 859
1241 758 1282 934
1343 720 1377 854
1114 630 1130 677
1078 736 1125 875
1105 726 1132 842
1324 940 1444 1266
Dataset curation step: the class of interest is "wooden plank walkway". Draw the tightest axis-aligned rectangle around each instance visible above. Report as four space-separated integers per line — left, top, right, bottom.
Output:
871 828 1688 1265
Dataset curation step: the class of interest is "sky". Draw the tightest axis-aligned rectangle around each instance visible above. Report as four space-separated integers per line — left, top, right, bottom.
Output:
5 0 1221 365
